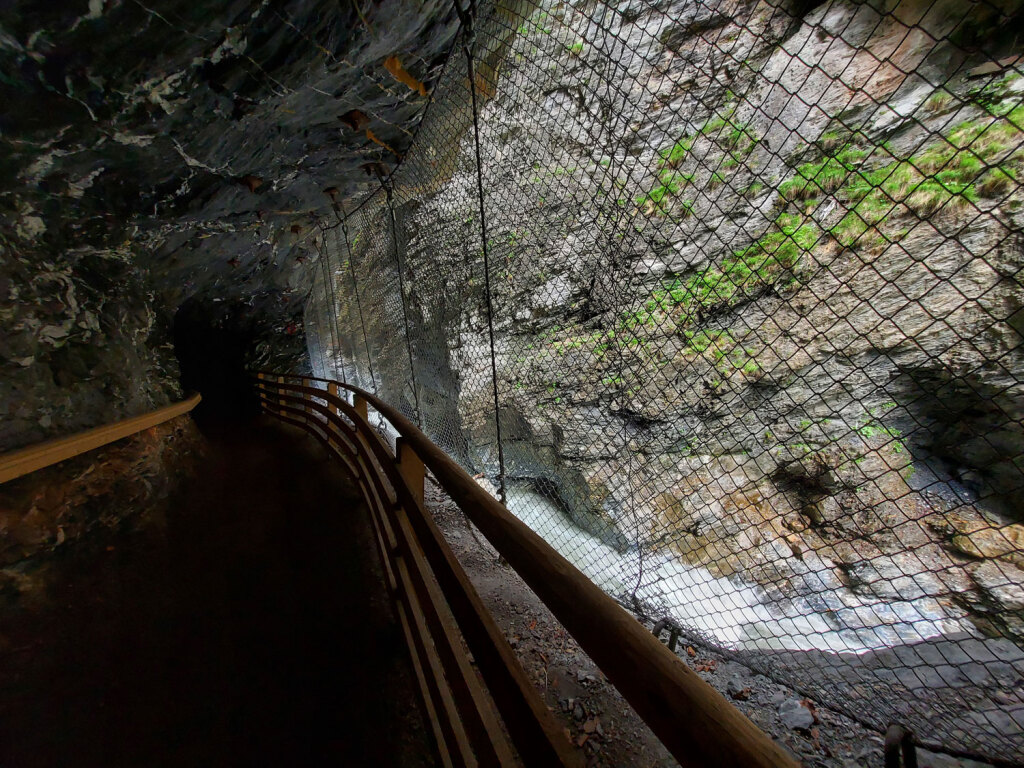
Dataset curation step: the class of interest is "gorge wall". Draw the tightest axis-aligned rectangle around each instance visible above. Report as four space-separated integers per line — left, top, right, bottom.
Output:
310 0 1024 756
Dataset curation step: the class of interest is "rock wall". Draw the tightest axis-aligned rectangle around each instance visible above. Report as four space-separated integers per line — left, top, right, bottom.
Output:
0 0 462 448
316 0 1024 653
0 233 180 451
0 414 203 569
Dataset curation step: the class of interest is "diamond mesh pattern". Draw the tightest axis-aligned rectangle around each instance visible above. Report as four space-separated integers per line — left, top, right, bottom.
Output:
304 0 1024 761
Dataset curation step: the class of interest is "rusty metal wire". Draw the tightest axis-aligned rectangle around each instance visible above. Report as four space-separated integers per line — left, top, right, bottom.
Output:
307 0 1024 762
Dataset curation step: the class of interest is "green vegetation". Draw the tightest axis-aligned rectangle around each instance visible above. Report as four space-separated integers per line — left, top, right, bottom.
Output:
550 329 615 359
640 105 761 216
660 137 695 169
925 90 954 113
968 71 1022 115
622 206 815 329
857 411 907 455
679 329 760 378
683 212 816 314
517 9 553 36
818 130 844 153
777 144 869 201
780 104 1023 231
635 170 694 214
636 96 1024 319
535 81 1023 411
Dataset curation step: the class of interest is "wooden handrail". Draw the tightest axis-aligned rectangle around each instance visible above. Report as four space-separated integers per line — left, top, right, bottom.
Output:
255 372 798 768
0 394 202 484
256 376 578 767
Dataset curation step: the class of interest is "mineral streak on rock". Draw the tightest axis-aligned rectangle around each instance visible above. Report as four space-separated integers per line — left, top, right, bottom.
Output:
0 0 462 449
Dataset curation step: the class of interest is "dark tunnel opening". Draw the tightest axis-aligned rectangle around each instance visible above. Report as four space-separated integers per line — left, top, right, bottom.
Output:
173 297 262 427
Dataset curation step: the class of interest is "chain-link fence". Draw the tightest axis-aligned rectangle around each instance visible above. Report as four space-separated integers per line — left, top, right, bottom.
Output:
305 0 1024 761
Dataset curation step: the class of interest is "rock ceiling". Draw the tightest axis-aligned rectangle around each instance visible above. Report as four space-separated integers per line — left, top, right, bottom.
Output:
1 0 459 339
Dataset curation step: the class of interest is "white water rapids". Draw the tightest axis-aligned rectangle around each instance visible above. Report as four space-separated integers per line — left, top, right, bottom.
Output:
504 486 967 654
311 374 967 656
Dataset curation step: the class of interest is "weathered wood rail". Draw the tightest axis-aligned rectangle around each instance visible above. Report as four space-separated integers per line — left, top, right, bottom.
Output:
0 394 202 484
254 372 799 768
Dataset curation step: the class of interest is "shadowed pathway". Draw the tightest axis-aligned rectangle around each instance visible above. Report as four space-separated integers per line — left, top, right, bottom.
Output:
0 417 435 768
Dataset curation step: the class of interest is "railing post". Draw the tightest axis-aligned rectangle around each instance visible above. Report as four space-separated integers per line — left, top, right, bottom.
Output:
256 372 266 413
276 376 286 412
397 437 425 507
302 377 312 420
352 394 373 477
354 394 369 422
328 381 339 415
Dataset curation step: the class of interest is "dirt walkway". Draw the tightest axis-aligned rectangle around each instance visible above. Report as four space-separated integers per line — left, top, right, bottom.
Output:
0 417 435 768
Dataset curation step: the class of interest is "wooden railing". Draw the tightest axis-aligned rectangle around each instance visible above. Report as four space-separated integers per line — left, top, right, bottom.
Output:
0 394 202 484
254 372 798 768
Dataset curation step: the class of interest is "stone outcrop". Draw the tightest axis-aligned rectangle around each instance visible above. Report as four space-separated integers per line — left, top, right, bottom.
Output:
0 0 460 448
0 414 203 567
317 0 1024 647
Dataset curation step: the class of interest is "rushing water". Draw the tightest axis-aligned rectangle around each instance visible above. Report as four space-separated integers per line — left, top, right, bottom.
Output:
504 485 967 654
311 357 967 655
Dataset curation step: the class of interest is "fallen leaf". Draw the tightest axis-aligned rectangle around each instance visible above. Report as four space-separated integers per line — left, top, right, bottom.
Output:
575 734 588 747
695 660 717 672
686 646 697 658
801 699 819 724
384 55 427 96
473 70 496 98
239 174 263 192
359 161 389 178
366 128 399 157
339 109 370 131
810 725 831 756
583 718 599 734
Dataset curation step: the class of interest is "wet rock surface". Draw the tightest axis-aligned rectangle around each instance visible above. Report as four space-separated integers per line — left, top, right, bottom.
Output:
311 0 1024 640
1 0 459 448
306 0 1024 758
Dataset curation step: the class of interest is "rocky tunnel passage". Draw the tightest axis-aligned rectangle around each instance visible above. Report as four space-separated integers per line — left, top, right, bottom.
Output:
0 418 436 768
173 297 264 423
3 0 1024 764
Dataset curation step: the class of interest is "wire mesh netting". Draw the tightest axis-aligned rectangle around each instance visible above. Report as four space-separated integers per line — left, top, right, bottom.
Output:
305 0 1024 761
